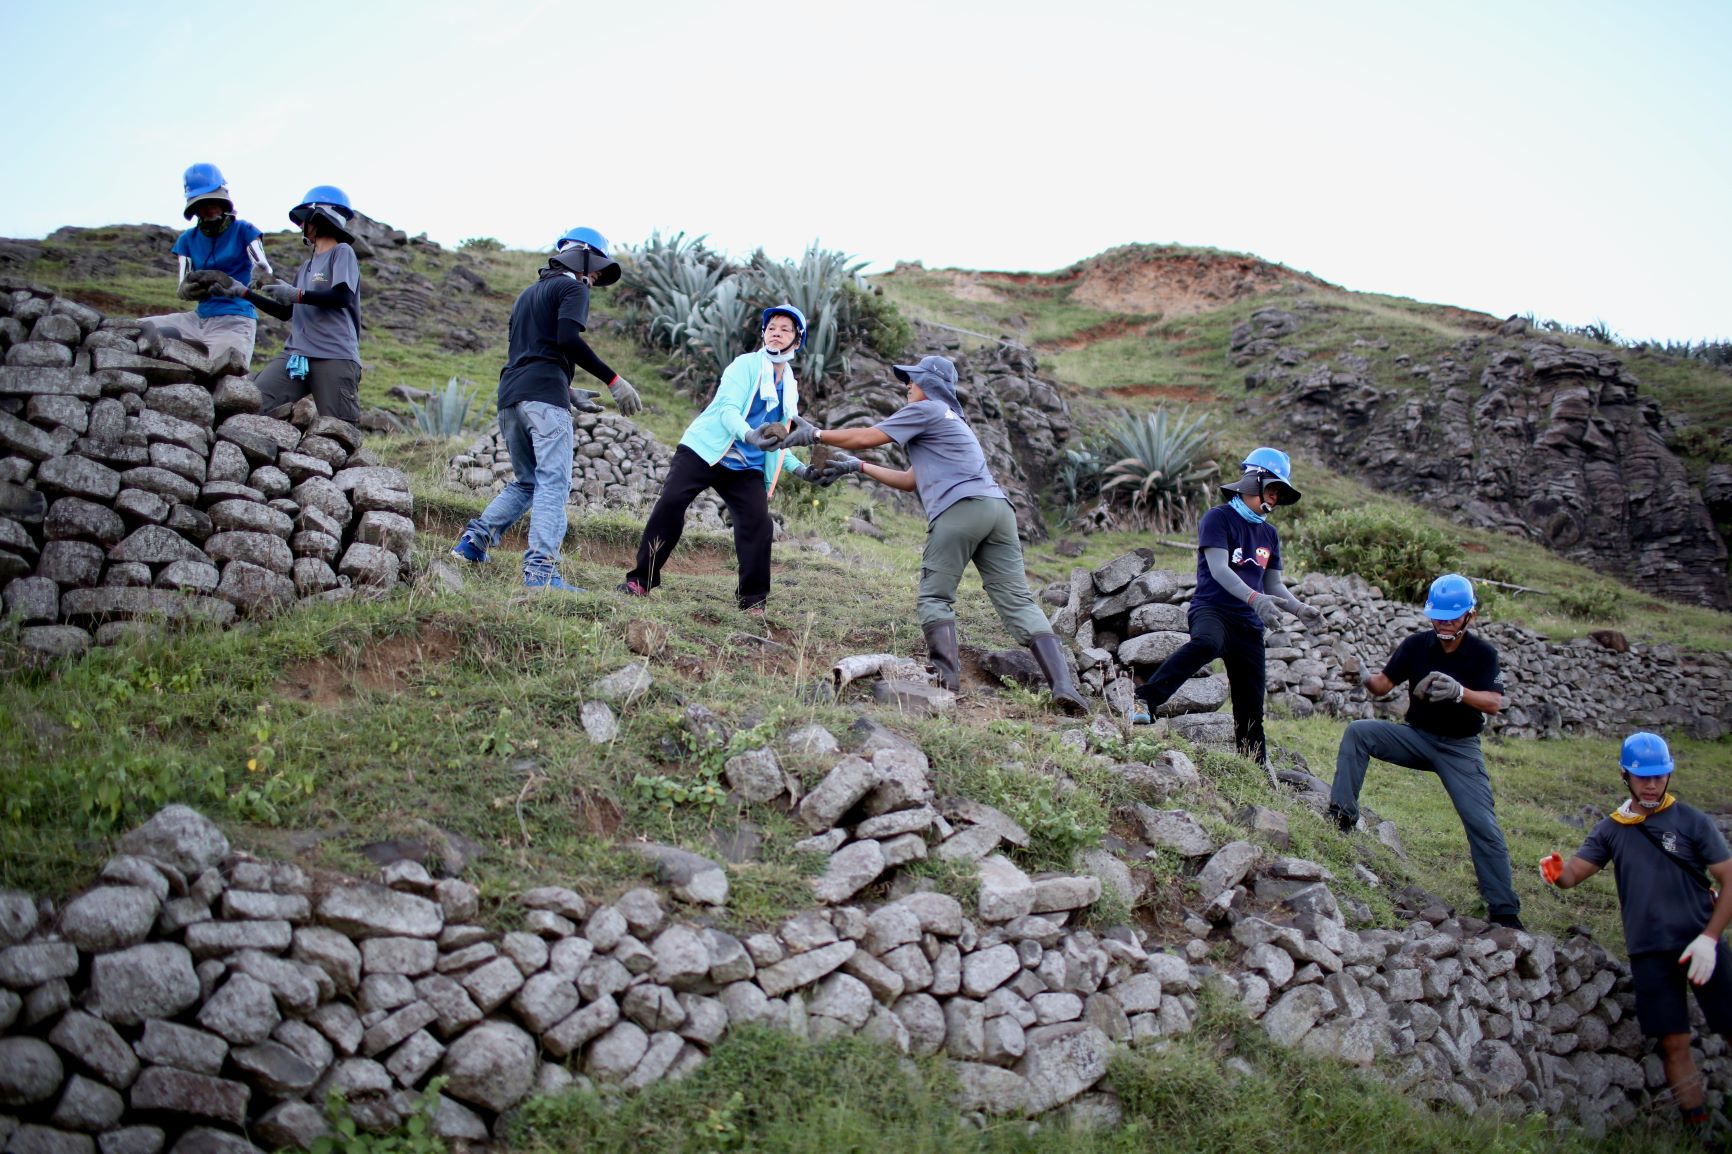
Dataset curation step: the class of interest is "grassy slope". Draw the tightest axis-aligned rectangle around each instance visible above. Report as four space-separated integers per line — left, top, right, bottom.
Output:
5 237 1730 1152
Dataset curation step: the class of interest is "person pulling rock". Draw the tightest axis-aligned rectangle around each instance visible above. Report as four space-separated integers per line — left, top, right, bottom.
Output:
450 228 640 591
136 163 272 372
1328 572 1524 929
619 304 823 616
1131 447 1321 767
1542 731 1732 1143
763 354 1089 714
246 185 366 423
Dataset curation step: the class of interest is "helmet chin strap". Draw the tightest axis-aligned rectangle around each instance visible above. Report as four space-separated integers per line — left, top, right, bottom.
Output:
764 346 796 364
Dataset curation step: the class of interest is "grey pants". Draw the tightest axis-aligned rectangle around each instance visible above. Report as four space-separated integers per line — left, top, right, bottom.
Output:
138 311 257 366
917 497 1050 645
255 353 361 423
1331 719 1520 917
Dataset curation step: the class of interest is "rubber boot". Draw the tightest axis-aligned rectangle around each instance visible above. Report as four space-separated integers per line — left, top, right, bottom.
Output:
1027 632 1090 716
922 620 961 692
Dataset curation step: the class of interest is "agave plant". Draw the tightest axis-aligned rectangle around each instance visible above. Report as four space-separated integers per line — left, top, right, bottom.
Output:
406 377 477 438
1098 407 1218 531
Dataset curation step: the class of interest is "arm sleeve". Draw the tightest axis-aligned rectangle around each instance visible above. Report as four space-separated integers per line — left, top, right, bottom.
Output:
1263 568 1298 605
175 255 190 286
247 291 293 322
874 403 937 446
1204 548 1255 601
247 238 272 277
563 334 616 386
297 282 355 311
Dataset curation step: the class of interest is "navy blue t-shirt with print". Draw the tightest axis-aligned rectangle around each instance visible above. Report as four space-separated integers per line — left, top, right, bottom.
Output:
1578 802 1730 955
1383 630 1503 739
498 274 591 411
1189 503 1281 630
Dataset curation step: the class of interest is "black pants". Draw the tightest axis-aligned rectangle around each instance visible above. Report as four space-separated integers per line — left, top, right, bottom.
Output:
1133 605 1267 762
255 353 361 423
628 446 773 609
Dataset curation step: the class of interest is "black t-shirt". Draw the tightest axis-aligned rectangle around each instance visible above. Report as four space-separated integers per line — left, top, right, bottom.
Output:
497 273 594 410
1383 630 1503 738
1579 802 1730 955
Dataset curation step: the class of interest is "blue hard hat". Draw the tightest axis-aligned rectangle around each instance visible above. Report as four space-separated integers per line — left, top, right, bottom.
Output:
1620 732 1673 777
289 186 356 244
761 304 807 348
550 227 620 286
1223 446 1301 504
182 163 233 219
1423 573 1477 620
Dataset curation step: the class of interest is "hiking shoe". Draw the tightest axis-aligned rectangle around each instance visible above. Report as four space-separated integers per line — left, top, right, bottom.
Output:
1326 804 1356 833
1131 700 1152 725
1488 913 1526 931
525 573 584 592
450 534 489 564
617 579 648 597
743 604 766 618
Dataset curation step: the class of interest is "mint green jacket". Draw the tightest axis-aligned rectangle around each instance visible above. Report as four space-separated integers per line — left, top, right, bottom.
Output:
677 350 804 490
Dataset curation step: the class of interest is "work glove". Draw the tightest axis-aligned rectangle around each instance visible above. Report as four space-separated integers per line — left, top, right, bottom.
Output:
744 422 788 449
1540 853 1564 886
1247 592 1282 628
771 415 821 449
1680 935 1720 986
608 376 642 416
789 464 823 484
1413 671 1465 703
816 451 862 484
256 282 300 307
177 270 221 302
207 274 246 298
250 264 276 290
568 387 604 414
1290 600 1324 627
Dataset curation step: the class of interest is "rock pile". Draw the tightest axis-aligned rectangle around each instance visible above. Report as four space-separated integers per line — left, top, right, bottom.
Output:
444 412 726 531
1236 307 1728 609
0 282 415 663
1043 551 1732 741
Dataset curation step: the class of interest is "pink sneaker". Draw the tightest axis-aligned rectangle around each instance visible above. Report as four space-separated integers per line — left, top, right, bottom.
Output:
617 579 648 597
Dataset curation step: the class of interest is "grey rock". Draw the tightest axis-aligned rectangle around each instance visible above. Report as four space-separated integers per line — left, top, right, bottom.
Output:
46 497 125 546
935 824 1002 862
1030 875 1101 913
591 662 652 705
580 700 618 743
220 889 310 922
412 975 483 1038
798 755 880 832
1263 985 1329 1047
814 840 885 905
360 937 437 976
59 886 160 953
1128 806 1214 857
360 1001 437 1058
1195 841 1261 903
0 1037 63 1106
119 805 228 875
230 1041 321 1097
1017 1023 1111 1114
97 1129 163 1154
195 973 279 1045
963 944 1023 998
383 1030 443 1089
512 973 582 1032
46 1011 136 1090
182 920 293 958
724 747 785 803
461 957 525 1012
757 940 857 997
88 943 198 1025
337 542 399 588
627 843 729 906
978 855 1036 923
292 926 362 994
584 1020 650 1085
542 995 621 1058
253 1101 330 1152
307 1003 364 1056
6 1127 95 1154
441 1020 536 1113
128 1067 249 1126
318 885 442 939
134 1021 228 1077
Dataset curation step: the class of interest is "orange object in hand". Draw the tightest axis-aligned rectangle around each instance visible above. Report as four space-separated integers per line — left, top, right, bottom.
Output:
1540 853 1564 886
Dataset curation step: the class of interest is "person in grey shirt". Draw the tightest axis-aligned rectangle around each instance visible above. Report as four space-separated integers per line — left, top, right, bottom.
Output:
246 184 363 423
760 354 1088 714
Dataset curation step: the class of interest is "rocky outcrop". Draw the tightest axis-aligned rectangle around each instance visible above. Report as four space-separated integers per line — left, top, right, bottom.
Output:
1237 309 1728 608
1043 552 1732 741
0 282 415 663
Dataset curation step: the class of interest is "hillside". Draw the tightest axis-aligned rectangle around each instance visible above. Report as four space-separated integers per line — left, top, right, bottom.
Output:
1 224 1730 1152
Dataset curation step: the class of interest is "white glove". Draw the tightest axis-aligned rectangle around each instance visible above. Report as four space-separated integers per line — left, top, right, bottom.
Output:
609 376 642 416
1680 935 1719 986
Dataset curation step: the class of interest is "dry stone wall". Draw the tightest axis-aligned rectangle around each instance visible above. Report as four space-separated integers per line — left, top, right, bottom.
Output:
0 698 1713 1152
1044 551 1732 741
0 283 414 663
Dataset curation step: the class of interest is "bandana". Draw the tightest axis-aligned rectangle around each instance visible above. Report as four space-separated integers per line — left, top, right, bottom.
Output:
1229 496 1266 524
1610 793 1677 824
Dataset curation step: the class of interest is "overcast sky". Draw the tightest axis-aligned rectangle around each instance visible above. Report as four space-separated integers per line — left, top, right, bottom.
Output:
3 0 1726 341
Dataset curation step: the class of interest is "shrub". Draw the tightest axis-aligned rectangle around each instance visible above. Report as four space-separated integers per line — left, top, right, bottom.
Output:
1290 506 1462 603
457 236 503 253
1098 407 1218 531
405 377 477 438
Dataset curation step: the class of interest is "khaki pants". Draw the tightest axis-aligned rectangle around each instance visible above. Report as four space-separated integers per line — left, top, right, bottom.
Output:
254 354 361 423
917 497 1050 644
137 311 257 367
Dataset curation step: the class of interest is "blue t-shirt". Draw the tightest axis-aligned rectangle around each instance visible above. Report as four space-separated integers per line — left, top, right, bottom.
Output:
172 219 262 320
721 375 785 473
1189 503 1281 630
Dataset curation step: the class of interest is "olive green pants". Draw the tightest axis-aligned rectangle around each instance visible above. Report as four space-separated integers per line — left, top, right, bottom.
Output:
917 497 1051 644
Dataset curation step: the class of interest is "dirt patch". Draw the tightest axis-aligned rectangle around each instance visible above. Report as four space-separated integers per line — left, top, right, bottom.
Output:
277 626 462 708
1044 317 1157 351
584 541 734 576
1072 250 1327 317
1100 384 1212 402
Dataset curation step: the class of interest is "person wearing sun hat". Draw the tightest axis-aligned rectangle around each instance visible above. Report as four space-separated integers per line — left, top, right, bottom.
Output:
759 353 1089 714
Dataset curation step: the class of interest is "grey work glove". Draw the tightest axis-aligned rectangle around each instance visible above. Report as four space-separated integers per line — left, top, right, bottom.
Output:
1413 671 1465 703
744 423 787 449
177 269 224 302
569 387 604 414
1290 599 1325 627
250 263 276 290
769 415 821 449
256 282 300 307
1248 593 1282 628
816 451 862 484
789 464 823 484
207 274 246 298
608 376 642 416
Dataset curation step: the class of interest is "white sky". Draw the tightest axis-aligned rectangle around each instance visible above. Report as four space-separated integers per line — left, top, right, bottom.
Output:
3 0 1727 341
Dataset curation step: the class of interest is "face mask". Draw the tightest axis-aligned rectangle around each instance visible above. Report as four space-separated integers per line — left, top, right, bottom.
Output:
198 213 234 238
1228 496 1265 524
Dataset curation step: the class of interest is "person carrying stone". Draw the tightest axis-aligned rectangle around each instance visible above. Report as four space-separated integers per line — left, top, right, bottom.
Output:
761 354 1089 714
1130 448 1321 766
449 228 642 591
618 304 823 616
136 163 272 373
1328 572 1524 929
245 185 365 424
1542 732 1732 1142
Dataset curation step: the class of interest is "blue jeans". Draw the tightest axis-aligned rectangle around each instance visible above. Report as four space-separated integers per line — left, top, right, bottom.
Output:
462 401 573 580
1330 720 1520 917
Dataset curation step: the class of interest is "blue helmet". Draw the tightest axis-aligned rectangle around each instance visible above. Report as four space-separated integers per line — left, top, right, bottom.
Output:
1222 446 1301 505
289 186 356 244
551 227 620 286
1620 732 1673 777
761 304 807 349
1423 573 1477 620
182 163 233 219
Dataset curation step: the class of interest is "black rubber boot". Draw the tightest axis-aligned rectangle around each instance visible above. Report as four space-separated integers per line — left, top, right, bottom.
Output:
923 620 961 692
1027 632 1090 716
